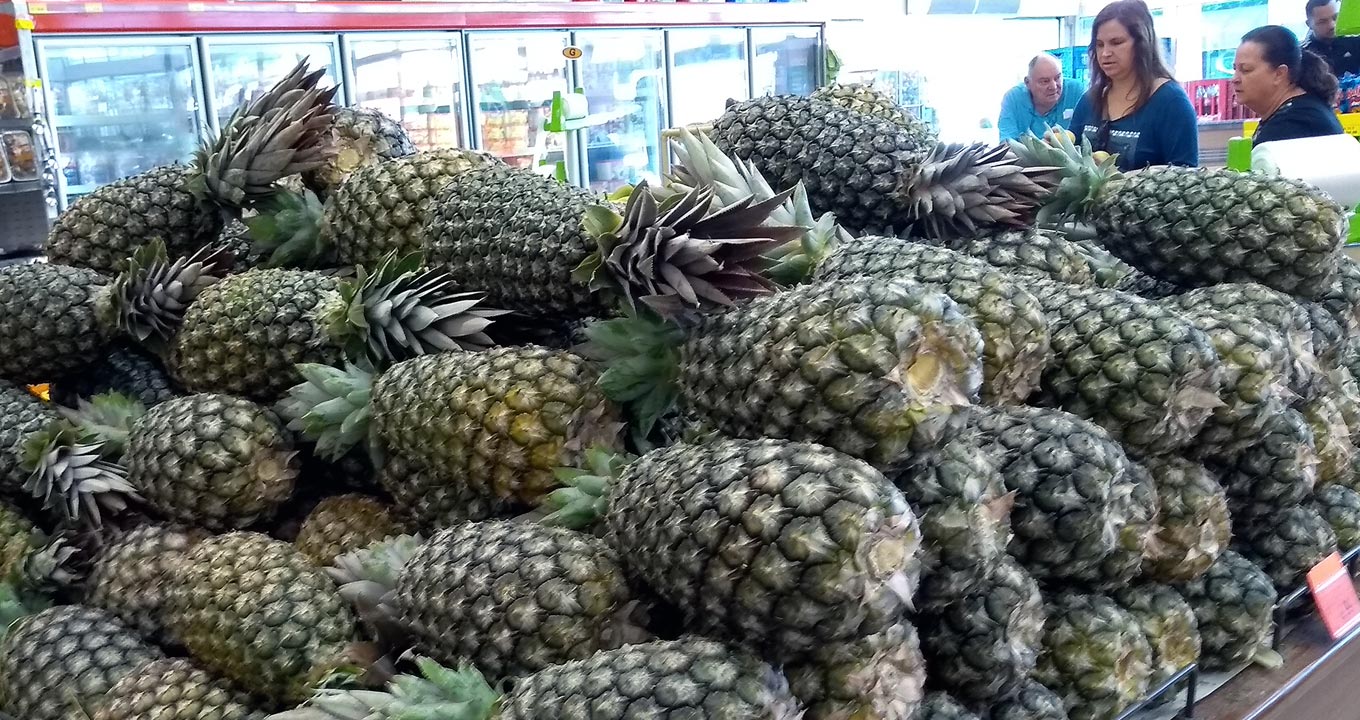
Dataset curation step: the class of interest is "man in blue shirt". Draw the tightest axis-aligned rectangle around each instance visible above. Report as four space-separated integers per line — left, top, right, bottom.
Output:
997 54 1087 141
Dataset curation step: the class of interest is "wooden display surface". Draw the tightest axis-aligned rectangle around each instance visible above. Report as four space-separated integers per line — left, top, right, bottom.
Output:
1192 619 1360 720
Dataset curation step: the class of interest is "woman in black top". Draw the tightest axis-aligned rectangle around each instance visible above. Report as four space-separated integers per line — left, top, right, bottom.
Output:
1234 25 1345 145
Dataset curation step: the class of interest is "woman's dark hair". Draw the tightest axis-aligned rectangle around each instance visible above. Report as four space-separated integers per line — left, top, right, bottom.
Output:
1242 24 1340 105
1088 0 1175 117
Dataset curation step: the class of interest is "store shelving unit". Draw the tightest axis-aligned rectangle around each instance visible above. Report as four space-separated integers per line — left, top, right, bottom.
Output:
0 1 55 257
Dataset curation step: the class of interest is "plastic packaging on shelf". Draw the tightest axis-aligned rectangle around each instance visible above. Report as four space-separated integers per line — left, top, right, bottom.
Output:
1 131 40 181
0 78 16 119
8 76 29 118
0 147 11 184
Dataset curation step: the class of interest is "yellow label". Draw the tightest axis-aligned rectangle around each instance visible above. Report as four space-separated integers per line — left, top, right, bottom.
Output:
1246 113 1360 139
25 79 40 89
563 46 583 60
13 18 34 29
84 2 102 12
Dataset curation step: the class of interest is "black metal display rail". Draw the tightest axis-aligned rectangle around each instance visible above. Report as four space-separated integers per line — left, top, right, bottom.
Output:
1115 663 1201 720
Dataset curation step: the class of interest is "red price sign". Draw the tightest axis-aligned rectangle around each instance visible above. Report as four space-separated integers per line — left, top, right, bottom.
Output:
1308 552 1360 640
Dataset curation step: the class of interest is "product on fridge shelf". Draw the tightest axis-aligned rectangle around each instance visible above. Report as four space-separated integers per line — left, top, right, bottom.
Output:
0 147 10 184
1 131 38 181
0 78 16 119
8 77 29 118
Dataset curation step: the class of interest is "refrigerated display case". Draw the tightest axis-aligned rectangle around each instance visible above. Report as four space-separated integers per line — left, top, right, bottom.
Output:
669 28 750 129
1 0 54 255
36 37 206 204
467 30 569 171
572 30 665 192
752 25 822 97
203 34 342 132
347 33 468 151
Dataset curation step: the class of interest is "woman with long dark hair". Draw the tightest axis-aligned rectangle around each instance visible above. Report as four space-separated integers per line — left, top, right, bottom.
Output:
1235 25 1345 145
1068 0 1199 170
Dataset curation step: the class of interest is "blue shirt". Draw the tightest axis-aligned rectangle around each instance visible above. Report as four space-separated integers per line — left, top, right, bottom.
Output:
997 79 1087 142
1069 81 1199 171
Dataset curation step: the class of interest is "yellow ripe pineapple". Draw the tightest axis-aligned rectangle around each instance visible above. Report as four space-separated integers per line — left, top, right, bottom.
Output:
294 494 408 566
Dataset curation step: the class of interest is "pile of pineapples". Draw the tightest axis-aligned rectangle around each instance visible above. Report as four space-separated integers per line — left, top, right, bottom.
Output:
0 64 1355 720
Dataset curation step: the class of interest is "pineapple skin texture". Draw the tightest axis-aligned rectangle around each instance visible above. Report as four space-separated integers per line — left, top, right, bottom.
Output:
87 657 267 720
427 165 610 319
500 638 802 720
0 262 114 384
0 605 165 720
85 524 209 645
1174 550 1276 671
810 238 1051 406
322 148 497 267
169 269 345 402
947 229 1098 287
294 494 406 566
165 532 359 705
0 380 60 497
678 278 983 469
372 347 621 508
1034 594 1153 720
606 439 920 662
395 520 634 679
1140 455 1231 584
785 620 927 720
125 394 299 531
305 106 418 199
375 453 519 530
1112 584 1202 690
810 83 931 136
50 344 180 408
44 164 220 276
0 500 37 585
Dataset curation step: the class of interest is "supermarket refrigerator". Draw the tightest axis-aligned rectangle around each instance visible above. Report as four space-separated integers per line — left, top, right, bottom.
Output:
345 32 469 151
668 27 750 129
569 29 666 193
465 30 570 173
201 34 344 134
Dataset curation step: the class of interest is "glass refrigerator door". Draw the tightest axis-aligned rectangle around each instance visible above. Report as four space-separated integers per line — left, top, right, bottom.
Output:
751 26 823 97
668 28 749 129
466 31 570 171
572 30 665 193
36 38 206 204
346 34 468 151
204 35 341 132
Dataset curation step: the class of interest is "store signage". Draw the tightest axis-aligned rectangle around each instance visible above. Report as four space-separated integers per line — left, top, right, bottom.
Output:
563 46 583 60
1307 552 1360 640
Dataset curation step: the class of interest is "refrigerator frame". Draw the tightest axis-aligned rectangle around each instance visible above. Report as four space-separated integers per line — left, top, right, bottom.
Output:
199 32 346 136
341 30 474 151
568 27 668 191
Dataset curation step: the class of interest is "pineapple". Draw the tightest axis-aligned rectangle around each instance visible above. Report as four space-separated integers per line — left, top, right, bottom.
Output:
167 253 505 401
945 229 1098 286
912 693 981 720
280 347 622 509
373 454 520 530
1314 255 1360 339
274 638 802 720
49 344 178 408
304 105 417 198
1233 505 1338 590
804 238 1051 405
811 82 929 134
969 405 1132 581
428 165 801 320
332 521 638 680
1070 459 1157 589
917 558 1046 708
1211 407 1318 510
711 95 1056 239
1298 393 1357 488
1174 550 1279 670
45 60 336 275
0 604 165 720
217 218 271 273
1034 594 1153 720
891 432 1012 610
0 501 43 585
294 494 406 566
1313 483 1360 549
85 657 268 720
1301 300 1346 369
785 621 927 720
988 680 1070 720
1026 279 1223 454
581 278 983 467
85 523 208 646
164 532 370 705
1011 134 1345 298
1111 585 1202 690
1140 456 1231 584
0 380 60 495
546 439 920 662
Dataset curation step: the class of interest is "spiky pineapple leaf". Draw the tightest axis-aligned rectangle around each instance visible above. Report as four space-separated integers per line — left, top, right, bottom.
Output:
272 656 499 720
578 315 683 436
247 187 329 268
19 422 138 531
277 362 376 461
57 392 145 458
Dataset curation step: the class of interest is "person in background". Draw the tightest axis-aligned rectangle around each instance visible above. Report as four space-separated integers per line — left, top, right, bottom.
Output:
1235 25 1345 144
997 53 1087 141
1069 0 1199 170
1302 0 1360 77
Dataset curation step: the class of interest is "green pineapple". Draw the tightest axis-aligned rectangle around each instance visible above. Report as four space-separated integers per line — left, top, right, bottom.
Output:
1174 551 1279 670
1313 483 1360 549
49 344 178 408
1070 459 1157 589
273 638 802 720
988 680 1070 720
1111 585 1202 690
711 95 1056 239
546 439 920 662
912 693 981 720
1301 300 1346 369
1233 505 1338 590
1140 456 1231 584
45 60 336 275
1012 134 1345 298
944 229 1097 286
372 454 519 530
304 105 417 198
581 278 983 468
85 523 208 645
1034 594 1153 720
785 621 926 720
1027 279 1223 454
1210 408 1318 510
810 83 930 134
1314 255 1360 339
1298 392 1357 488
85 657 268 720
917 558 1046 708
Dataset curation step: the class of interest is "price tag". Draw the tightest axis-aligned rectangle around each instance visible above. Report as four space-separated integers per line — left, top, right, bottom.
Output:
563 46 583 60
24 3 45 15
83 2 102 12
1308 552 1360 639
13 18 35 29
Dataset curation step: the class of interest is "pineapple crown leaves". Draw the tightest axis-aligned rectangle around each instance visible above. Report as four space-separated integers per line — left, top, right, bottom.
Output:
0 581 53 645
19 422 140 532
576 180 804 320
577 314 684 437
246 187 330 269
106 239 236 345
542 446 635 530
326 535 421 657
1008 130 1122 224
56 392 147 459
189 60 338 210
270 657 500 720
901 142 1062 239
325 252 509 367
276 362 375 462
